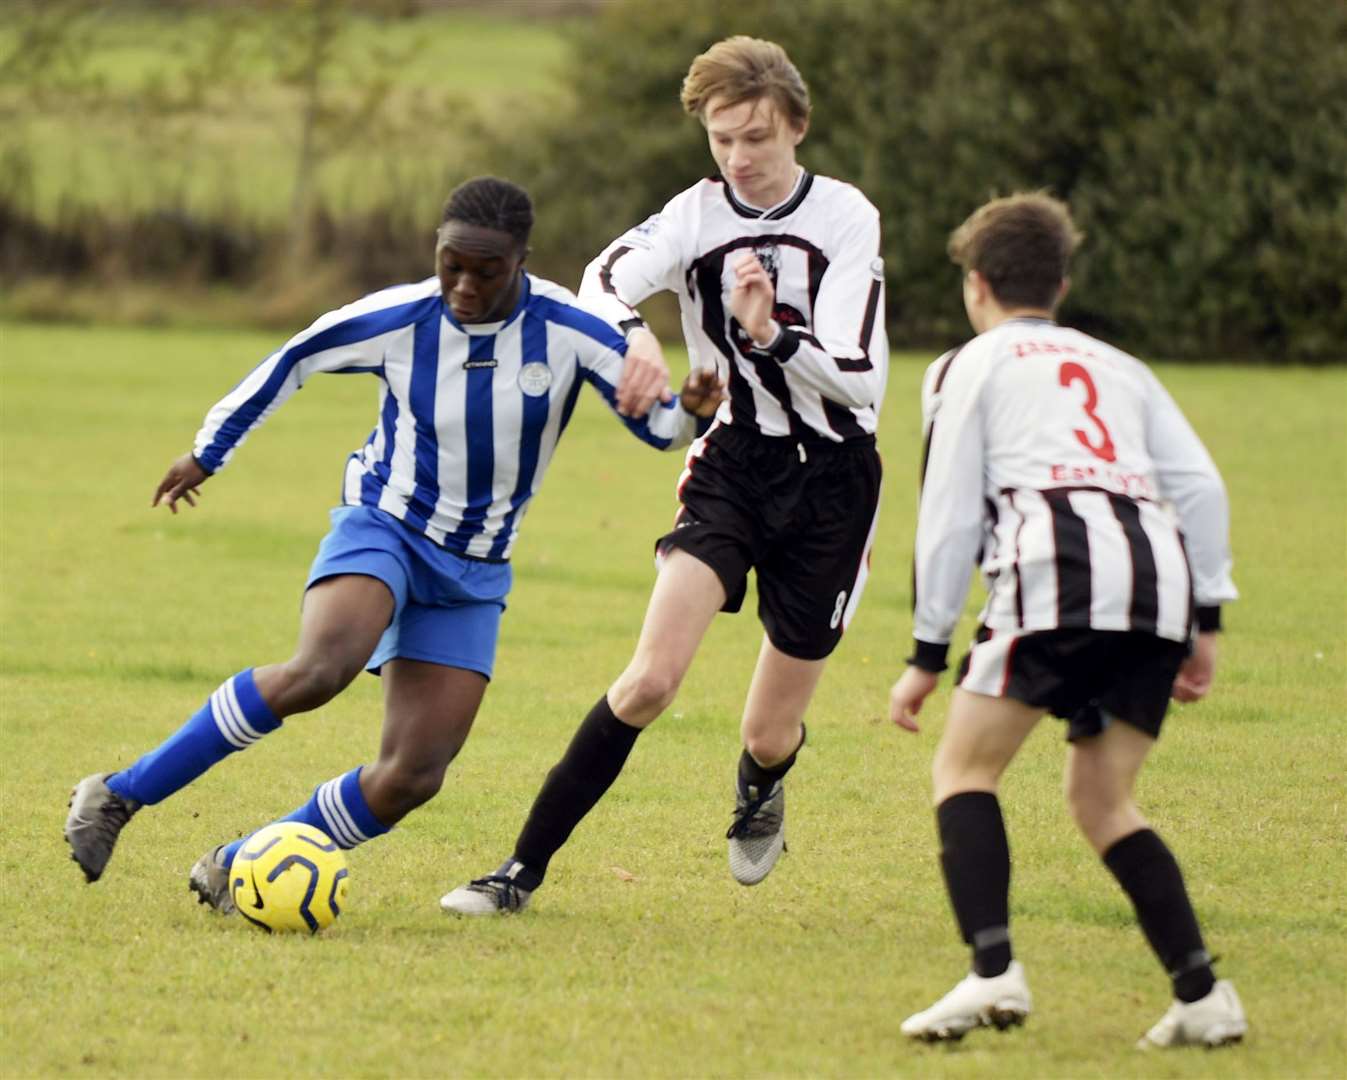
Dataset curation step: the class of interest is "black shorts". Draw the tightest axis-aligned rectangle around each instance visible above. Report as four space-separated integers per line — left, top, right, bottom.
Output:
655 422 882 661
956 627 1189 740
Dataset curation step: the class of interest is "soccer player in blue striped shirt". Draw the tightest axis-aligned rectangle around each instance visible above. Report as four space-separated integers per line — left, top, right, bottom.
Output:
63 176 723 911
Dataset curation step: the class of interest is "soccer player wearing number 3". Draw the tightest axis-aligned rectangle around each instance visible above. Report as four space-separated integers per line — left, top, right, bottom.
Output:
891 194 1247 1048
62 177 723 906
442 37 887 914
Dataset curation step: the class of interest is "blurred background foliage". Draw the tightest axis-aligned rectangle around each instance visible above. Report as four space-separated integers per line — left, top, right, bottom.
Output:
1 0 1343 359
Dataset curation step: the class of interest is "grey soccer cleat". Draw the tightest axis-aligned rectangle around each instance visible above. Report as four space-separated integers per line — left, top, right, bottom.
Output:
65 773 141 883
726 779 786 886
1138 980 1247 1049
188 845 237 915
440 861 533 915
901 962 1033 1041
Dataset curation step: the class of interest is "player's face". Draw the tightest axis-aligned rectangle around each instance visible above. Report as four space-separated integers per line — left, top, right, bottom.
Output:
436 223 526 324
704 95 806 209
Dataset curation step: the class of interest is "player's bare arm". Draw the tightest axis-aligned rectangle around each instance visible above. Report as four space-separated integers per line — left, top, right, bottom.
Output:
678 368 726 418
153 452 209 514
888 666 936 733
615 327 674 418
729 253 777 344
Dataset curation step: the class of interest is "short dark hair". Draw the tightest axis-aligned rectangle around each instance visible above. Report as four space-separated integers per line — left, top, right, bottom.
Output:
948 192 1083 309
441 177 534 249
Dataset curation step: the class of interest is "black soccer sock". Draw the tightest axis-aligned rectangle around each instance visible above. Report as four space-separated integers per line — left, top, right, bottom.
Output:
737 724 806 791
510 695 642 886
936 791 1013 978
1103 828 1216 1003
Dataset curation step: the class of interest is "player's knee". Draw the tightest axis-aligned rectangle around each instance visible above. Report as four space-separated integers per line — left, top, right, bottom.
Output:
617 665 682 719
1065 771 1119 833
369 759 446 815
279 654 362 712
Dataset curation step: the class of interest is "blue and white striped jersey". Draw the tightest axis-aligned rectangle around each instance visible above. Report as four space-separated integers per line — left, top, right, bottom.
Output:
193 273 698 560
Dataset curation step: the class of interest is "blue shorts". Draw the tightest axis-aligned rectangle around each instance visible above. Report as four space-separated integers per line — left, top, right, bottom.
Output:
305 506 512 679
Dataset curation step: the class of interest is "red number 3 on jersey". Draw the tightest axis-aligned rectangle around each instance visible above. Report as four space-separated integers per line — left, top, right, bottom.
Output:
1058 361 1117 463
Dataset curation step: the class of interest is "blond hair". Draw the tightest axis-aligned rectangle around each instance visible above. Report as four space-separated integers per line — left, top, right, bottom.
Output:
680 36 810 130
948 192 1084 309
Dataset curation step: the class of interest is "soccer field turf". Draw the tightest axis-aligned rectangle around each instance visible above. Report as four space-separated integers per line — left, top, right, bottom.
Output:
2 321 1344 1078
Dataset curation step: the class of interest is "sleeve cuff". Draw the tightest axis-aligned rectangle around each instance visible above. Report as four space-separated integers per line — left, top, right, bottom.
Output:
749 323 801 363
906 639 950 673
192 453 217 476
1195 606 1222 633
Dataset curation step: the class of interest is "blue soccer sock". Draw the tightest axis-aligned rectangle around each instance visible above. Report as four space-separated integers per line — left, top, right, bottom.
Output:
220 766 390 868
106 669 281 806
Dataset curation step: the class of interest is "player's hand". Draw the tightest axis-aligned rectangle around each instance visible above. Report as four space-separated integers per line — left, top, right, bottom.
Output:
616 327 674 417
678 368 726 418
889 666 938 733
1172 631 1218 702
729 253 776 345
153 452 209 514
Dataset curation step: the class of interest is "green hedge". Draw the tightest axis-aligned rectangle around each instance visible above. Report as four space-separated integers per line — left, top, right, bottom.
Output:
466 0 1346 360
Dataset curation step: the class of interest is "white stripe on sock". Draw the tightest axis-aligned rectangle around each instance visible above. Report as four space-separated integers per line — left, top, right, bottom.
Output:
210 688 249 749
316 781 356 847
222 676 262 743
331 779 370 844
324 778 369 846
316 780 360 848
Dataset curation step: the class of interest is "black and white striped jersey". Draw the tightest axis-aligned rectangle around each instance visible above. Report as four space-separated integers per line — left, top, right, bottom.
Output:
912 318 1236 657
579 170 888 443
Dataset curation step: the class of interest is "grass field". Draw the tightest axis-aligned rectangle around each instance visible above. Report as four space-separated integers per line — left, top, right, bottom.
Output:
2 320 1345 1078
1 5 571 222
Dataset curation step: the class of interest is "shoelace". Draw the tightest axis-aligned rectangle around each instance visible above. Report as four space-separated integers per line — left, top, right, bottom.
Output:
725 790 781 840
468 875 526 910
92 796 135 843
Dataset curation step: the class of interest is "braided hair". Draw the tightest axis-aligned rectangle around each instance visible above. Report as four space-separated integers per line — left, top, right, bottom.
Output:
441 177 534 250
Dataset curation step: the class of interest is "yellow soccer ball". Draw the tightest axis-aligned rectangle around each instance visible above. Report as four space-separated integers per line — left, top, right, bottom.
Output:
229 822 349 934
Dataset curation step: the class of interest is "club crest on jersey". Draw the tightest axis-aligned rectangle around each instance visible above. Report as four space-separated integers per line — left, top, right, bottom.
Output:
753 243 781 285
517 362 552 396
622 214 661 250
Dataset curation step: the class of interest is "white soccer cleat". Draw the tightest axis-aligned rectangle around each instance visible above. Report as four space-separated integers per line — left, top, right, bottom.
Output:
901 962 1032 1041
726 779 786 886
440 862 533 916
1138 980 1247 1049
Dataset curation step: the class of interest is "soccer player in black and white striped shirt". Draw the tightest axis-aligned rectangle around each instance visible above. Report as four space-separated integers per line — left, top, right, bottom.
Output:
442 37 887 914
890 194 1246 1048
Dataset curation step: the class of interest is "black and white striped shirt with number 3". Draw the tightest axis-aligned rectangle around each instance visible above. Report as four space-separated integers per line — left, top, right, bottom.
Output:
579 170 888 443
913 318 1236 652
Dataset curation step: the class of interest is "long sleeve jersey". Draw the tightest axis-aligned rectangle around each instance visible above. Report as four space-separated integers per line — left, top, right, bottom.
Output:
193 273 698 560
911 317 1236 663
579 170 888 443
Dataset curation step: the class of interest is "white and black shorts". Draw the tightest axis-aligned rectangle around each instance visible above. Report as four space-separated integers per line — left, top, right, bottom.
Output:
957 626 1189 740
656 423 881 661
